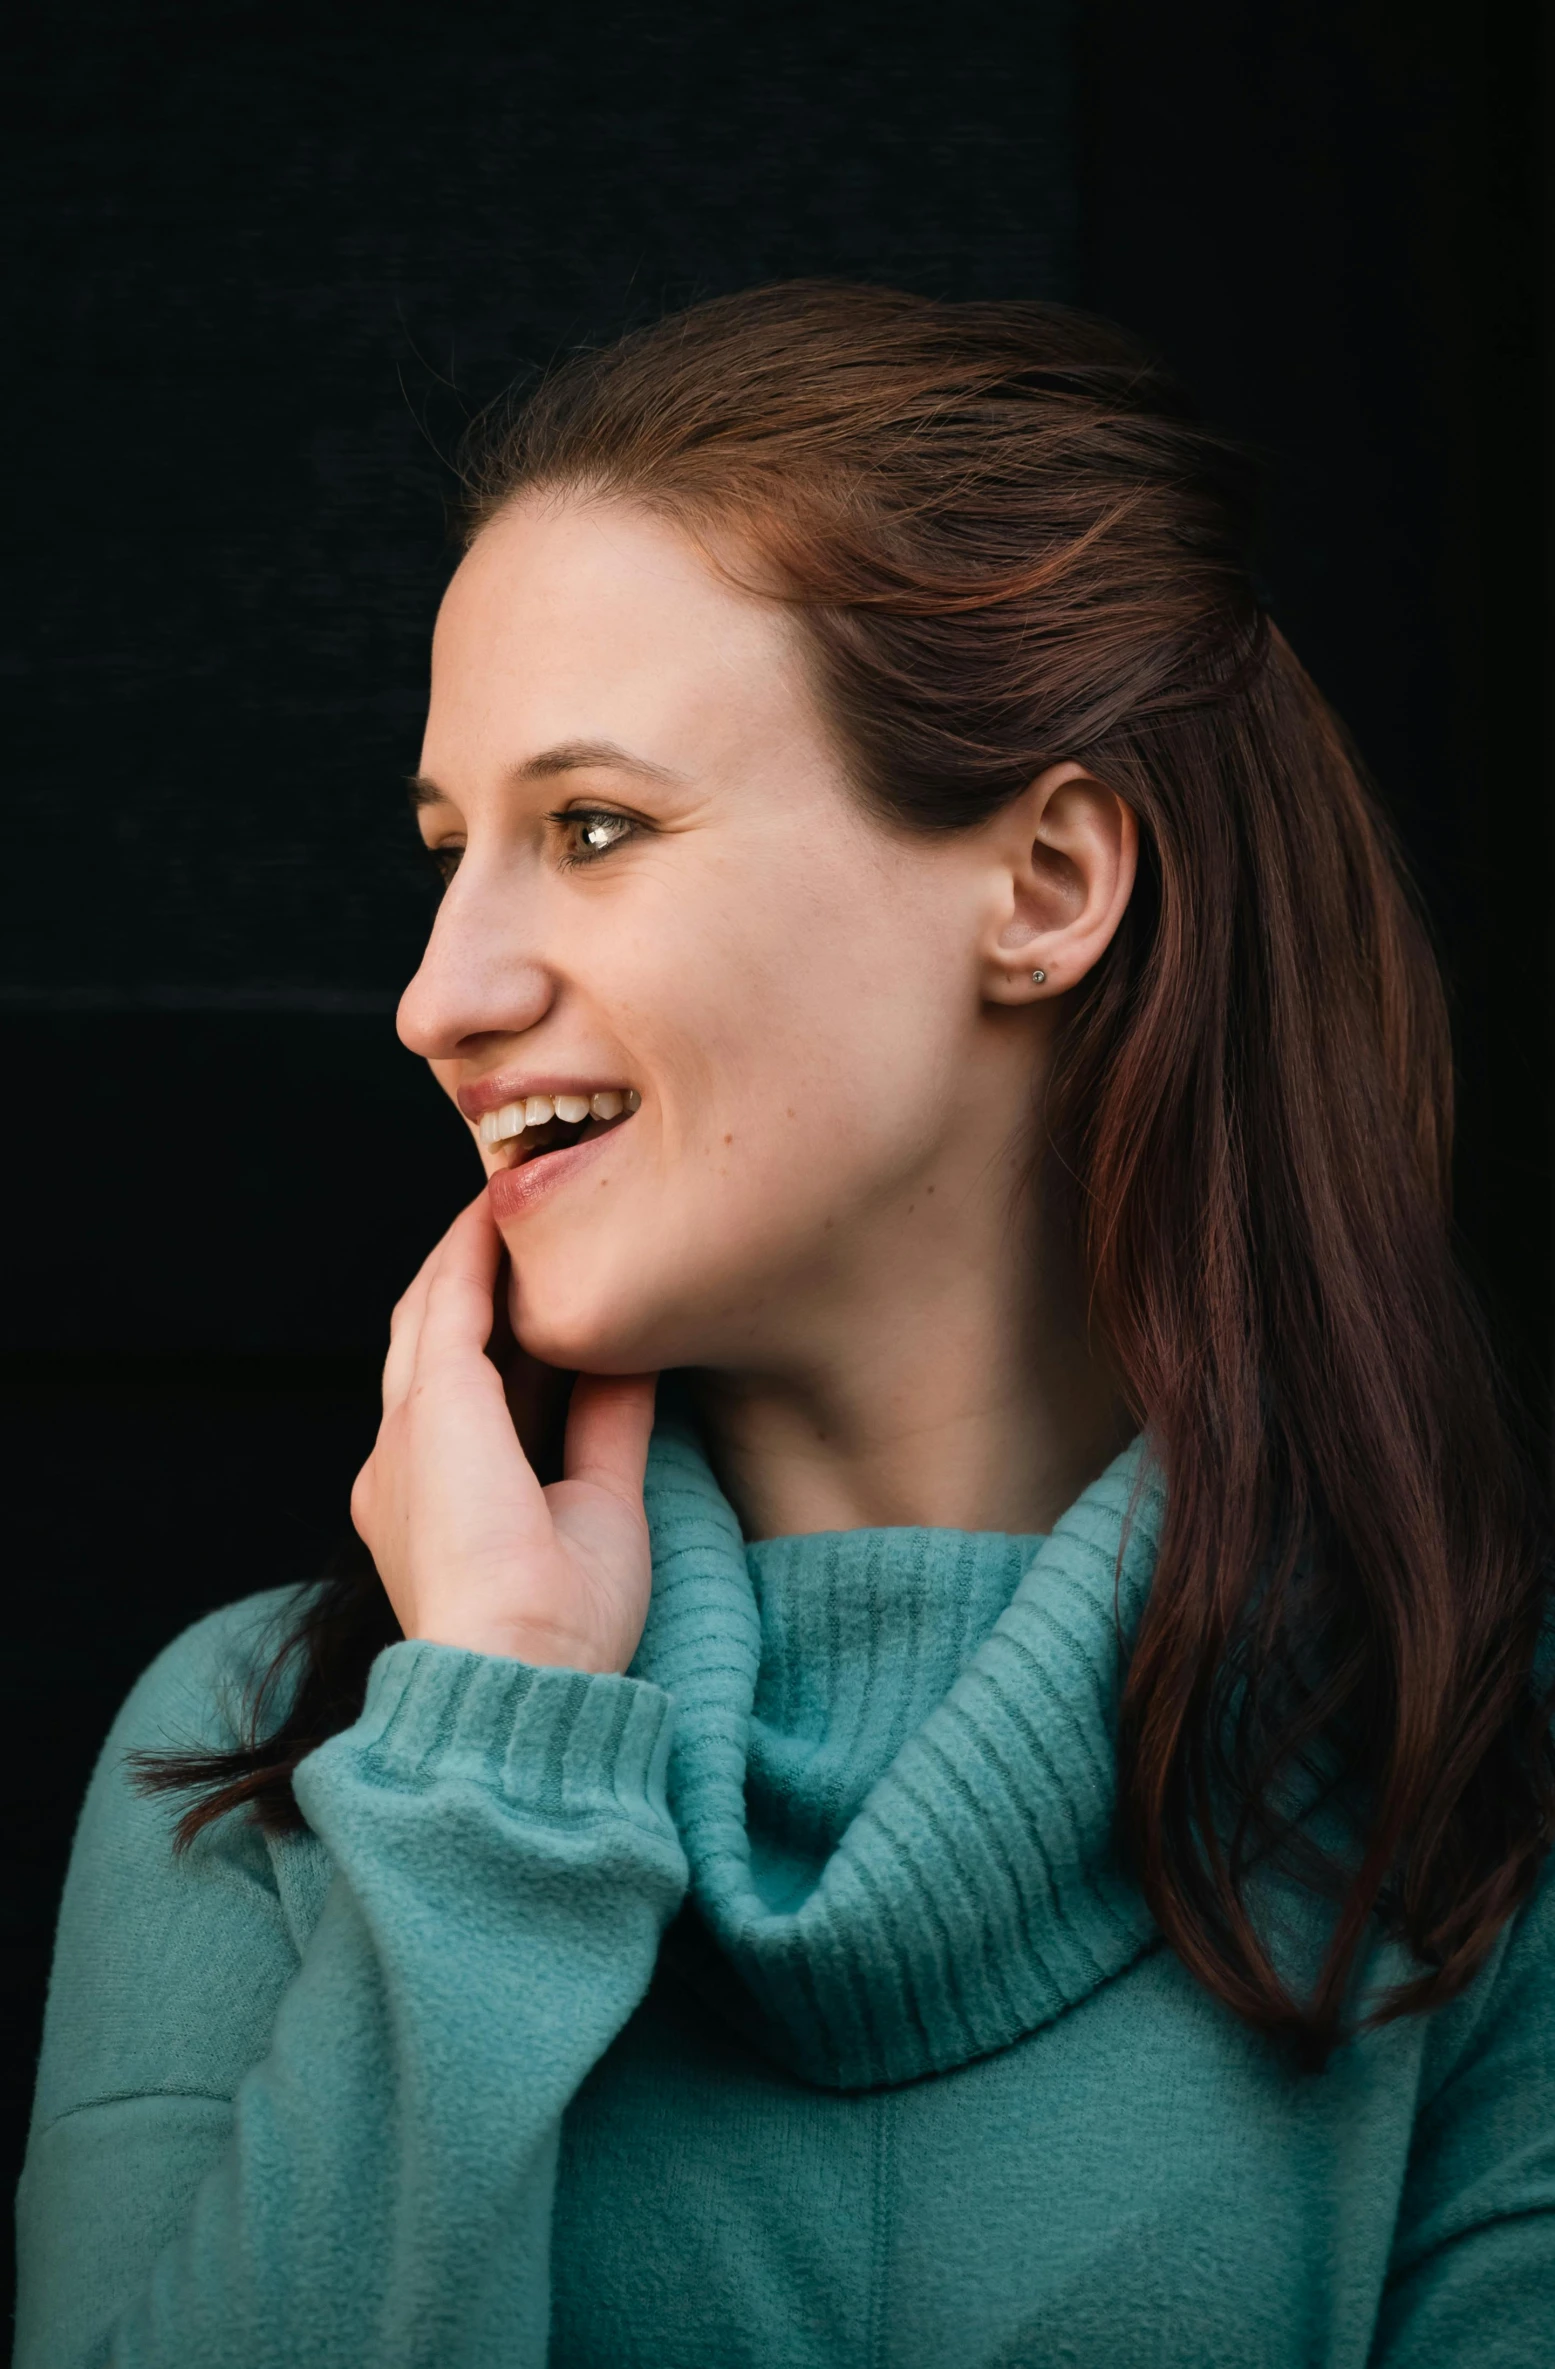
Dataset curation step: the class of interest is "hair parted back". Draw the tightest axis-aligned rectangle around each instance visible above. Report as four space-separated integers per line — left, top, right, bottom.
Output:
138 281 1553 2067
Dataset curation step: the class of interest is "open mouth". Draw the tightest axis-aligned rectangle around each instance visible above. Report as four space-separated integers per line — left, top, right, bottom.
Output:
479 1089 640 1171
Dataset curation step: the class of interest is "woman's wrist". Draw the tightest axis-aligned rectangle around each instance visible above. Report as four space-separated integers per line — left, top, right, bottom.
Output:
404 1618 627 1676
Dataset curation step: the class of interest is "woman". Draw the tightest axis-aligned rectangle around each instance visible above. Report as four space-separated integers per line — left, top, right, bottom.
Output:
15 284 1555 2368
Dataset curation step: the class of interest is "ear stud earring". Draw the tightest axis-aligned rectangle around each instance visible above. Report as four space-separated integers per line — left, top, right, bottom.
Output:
1030 969 1047 986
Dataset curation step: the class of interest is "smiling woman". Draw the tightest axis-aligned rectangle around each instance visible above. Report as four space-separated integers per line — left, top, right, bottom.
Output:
15 286 1555 2369
392 490 1134 1514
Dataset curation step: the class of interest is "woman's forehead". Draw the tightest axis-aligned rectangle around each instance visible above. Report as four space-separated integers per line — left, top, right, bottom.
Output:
424 503 826 795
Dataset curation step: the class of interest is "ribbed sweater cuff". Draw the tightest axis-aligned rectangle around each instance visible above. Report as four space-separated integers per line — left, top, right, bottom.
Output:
346 1639 678 1834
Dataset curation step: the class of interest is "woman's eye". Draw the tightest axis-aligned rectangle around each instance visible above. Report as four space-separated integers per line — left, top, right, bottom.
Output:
426 843 463 886
556 809 637 864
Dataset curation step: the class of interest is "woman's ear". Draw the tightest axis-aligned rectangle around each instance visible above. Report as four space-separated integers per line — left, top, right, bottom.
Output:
978 761 1138 1005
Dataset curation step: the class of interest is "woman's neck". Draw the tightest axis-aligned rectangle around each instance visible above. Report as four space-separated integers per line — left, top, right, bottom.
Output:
687 1258 1131 1542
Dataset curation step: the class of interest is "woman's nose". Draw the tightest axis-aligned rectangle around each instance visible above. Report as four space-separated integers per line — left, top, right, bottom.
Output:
396 879 555 1060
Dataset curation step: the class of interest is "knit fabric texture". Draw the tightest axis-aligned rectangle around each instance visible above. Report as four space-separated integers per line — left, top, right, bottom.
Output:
14 1413 1555 2368
632 1414 1159 2084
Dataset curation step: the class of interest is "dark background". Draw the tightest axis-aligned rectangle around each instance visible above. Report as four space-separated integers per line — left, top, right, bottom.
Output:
3 0 1549 2322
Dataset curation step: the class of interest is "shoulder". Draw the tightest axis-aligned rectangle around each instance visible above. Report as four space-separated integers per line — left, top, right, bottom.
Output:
101 1582 315 1764
68 1577 324 1903
1365 1846 1555 2328
31 1587 330 2140
1413 1843 1555 2112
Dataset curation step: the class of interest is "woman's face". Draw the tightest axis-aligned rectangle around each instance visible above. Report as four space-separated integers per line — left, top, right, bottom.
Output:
401 495 1073 1376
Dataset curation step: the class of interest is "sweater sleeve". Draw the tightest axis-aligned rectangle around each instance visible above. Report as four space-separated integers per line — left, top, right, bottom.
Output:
13 1594 688 2369
1369 1858 1555 2367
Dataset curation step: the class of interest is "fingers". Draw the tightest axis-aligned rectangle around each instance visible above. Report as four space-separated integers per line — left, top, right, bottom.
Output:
381 1192 497 1410
562 1372 659 1506
414 1196 503 1369
381 1206 466 1405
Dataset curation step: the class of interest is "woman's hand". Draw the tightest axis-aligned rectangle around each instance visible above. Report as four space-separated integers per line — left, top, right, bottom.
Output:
350 1193 658 1673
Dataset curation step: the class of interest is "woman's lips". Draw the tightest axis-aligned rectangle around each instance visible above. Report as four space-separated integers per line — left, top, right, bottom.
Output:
486 1120 625 1222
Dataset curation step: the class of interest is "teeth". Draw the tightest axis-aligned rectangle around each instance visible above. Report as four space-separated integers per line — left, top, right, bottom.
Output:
478 1102 527 1146
477 1089 639 1146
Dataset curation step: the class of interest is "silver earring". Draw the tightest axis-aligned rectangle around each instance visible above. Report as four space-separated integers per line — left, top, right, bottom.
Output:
1030 969 1047 986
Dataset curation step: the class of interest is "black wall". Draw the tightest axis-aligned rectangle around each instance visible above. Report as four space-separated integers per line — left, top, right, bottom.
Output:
3 0 1548 2320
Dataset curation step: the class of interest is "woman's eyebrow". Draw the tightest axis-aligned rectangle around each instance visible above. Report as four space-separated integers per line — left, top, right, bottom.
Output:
407 742 684 813
515 739 684 785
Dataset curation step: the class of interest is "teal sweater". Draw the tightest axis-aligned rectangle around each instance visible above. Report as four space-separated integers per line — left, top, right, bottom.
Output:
15 1422 1555 2366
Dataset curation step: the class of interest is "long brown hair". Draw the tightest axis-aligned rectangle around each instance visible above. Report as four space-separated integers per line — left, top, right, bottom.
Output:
137 283 1553 2066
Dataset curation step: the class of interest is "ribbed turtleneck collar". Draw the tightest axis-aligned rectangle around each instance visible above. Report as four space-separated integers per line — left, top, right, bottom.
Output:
631 1411 1165 2090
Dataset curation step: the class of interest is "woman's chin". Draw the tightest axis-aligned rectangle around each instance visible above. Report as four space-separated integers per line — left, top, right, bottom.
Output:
506 1286 666 1379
